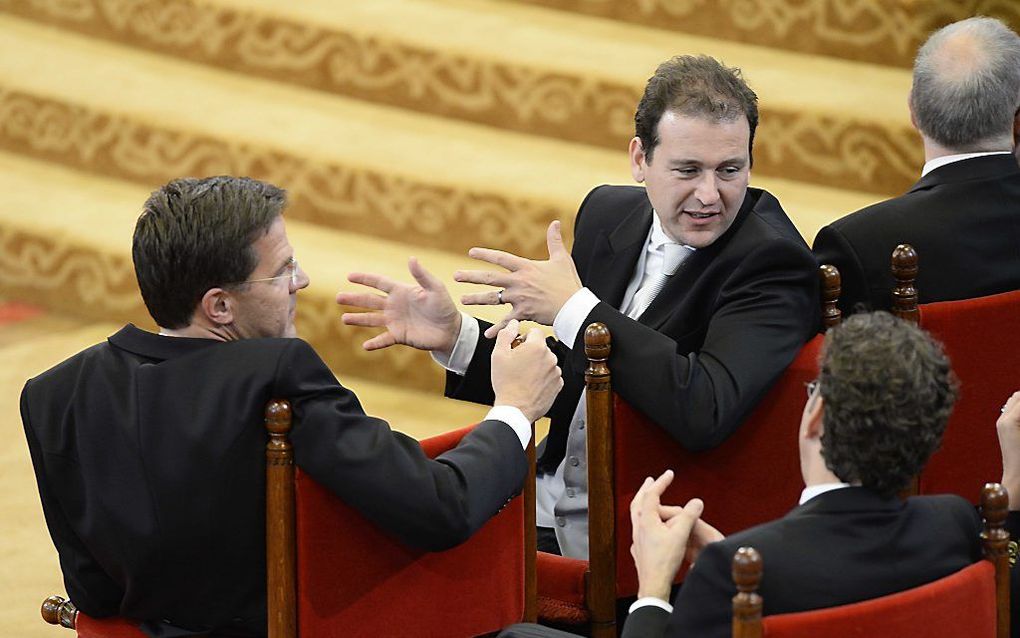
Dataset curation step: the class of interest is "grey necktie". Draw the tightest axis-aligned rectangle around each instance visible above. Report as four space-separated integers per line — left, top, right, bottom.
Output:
626 243 693 319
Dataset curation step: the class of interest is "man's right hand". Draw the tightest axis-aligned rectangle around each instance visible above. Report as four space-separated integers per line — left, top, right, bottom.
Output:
490 320 563 423
337 257 462 354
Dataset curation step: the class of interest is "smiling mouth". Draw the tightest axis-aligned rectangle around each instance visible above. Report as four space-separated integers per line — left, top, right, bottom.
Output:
685 211 719 219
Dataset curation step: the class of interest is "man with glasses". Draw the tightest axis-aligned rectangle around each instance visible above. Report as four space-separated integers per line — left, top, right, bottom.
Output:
21 176 564 637
501 311 982 638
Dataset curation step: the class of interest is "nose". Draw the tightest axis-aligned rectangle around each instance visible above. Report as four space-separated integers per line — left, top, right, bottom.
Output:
694 172 720 207
292 263 310 291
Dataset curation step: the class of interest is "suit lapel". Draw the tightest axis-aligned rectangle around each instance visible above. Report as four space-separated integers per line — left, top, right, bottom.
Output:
584 200 652 310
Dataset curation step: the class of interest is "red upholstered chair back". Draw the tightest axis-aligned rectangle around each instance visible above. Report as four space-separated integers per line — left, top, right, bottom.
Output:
611 336 822 596
294 424 527 638
759 561 996 638
917 290 1020 502
71 616 147 638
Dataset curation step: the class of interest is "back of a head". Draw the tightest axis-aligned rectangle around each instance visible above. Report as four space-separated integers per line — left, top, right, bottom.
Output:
132 176 286 329
910 16 1020 151
634 54 759 164
819 312 958 498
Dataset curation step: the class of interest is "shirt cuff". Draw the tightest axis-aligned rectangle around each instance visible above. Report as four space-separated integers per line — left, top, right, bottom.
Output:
552 288 600 346
430 312 478 375
485 405 532 450
628 597 674 615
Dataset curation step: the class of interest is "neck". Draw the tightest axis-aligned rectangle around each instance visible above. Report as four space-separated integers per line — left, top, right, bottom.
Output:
800 446 842 488
159 322 236 341
922 135 1012 163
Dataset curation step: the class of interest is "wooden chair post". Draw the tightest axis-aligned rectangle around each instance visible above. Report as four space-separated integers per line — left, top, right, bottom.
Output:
980 483 1010 638
584 322 615 638
819 264 841 330
731 547 763 638
266 399 296 638
41 595 77 630
891 244 919 324
524 424 538 622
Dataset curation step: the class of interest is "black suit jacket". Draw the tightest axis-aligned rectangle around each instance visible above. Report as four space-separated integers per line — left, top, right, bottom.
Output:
813 154 1020 316
21 325 527 636
624 488 982 638
448 185 819 470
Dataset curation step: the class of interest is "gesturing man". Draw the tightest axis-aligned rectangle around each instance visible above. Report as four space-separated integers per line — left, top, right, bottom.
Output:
22 176 562 637
339 55 819 558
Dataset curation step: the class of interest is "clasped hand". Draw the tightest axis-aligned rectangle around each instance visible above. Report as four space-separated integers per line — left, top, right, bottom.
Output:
456 221 582 339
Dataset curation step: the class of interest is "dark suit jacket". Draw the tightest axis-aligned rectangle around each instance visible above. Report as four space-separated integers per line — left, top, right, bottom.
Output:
624 488 982 638
21 325 527 636
813 154 1020 316
448 185 819 470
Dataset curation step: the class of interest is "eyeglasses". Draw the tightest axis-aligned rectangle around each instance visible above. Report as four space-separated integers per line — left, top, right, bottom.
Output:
229 257 299 287
805 379 820 399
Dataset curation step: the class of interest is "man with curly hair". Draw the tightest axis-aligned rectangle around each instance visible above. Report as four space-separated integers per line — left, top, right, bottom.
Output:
501 311 982 638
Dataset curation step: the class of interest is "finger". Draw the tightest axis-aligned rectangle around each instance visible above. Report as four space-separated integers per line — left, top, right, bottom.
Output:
631 476 654 528
454 269 513 288
362 333 396 351
467 247 526 271
648 469 676 496
484 315 515 340
461 290 505 306
494 319 520 350
341 312 387 328
408 256 444 292
523 327 546 345
336 291 387 310
347 271 396 293
547 220 568 258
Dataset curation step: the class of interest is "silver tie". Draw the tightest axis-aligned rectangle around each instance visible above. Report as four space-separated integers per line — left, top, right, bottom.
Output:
625 243 693 319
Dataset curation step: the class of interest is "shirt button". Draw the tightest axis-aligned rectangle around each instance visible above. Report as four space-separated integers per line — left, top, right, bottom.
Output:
566 488 576 498
569 456 580 467
555 516 566 527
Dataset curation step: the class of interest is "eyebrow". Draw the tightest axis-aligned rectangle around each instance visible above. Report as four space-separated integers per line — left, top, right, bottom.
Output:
671 157 748 167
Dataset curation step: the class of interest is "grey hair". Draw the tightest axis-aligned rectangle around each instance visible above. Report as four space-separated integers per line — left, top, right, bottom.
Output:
910 16 1020 151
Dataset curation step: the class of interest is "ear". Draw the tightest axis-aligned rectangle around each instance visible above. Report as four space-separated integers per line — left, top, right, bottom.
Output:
908 94 918 132
629 136 646 183
804 395 825 441
198 287 235 327
1012 107 1020 150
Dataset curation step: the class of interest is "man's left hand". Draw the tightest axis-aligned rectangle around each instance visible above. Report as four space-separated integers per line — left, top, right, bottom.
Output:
456 221 581 339
996 390 1020 510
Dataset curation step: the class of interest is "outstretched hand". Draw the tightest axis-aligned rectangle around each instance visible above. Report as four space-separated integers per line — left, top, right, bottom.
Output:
456 221 582 339
337 257 462 354
630 470 710 601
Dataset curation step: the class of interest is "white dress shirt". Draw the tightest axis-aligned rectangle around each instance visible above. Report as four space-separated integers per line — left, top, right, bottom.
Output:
921 151 1012 177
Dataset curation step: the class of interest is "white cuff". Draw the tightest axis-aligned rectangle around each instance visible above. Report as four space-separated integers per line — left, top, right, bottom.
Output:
628 596 673 615
430 312 478 375
485 405 532 449
552 288 600 346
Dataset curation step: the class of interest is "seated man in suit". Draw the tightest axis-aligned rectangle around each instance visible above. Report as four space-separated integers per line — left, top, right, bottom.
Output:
500 311 980 638
21 176 563 637
814 16 1020 315
338 54 819 559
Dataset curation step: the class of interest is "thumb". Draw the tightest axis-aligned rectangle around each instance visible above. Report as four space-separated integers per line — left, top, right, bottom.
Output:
547 220 567 258
408 256 442 291
494 319 520 349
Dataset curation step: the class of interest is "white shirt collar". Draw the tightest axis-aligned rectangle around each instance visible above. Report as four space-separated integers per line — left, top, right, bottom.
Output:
921 151 1012 177
798 482 850 505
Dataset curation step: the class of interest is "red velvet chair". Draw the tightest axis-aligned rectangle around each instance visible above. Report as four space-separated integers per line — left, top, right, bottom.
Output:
43 401 534 638
536 267 841 637
266 400 534 638
886 244 1020 504
731 483 1012 638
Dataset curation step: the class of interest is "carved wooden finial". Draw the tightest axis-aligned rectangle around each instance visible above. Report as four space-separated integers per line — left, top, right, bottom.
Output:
41 595 77 629
982 482 1009 531
265 399 293 436
891 244 919 324
584 322 611 362
980 483 1011 638
732 547 763 638
819 264 842 330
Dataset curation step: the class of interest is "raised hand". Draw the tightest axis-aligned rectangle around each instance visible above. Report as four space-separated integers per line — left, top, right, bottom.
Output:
629 470 707 601
456 221 582 339
996 390 1020 509
337 257 462 354
490 320 563 424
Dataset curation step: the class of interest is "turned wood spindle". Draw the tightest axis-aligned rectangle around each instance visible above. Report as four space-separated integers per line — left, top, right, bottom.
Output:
265 399 296 638
819 264 841 330
981 482 1010 638
732 546 764 638
891 244 919 324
